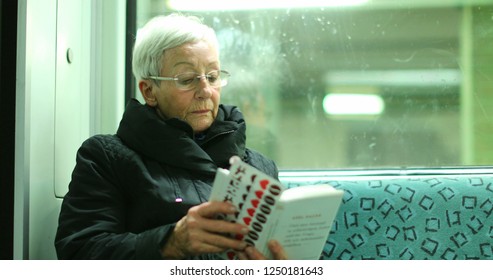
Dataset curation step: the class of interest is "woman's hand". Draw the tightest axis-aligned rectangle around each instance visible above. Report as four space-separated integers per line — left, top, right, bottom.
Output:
237 240 288 260
161 201 249 259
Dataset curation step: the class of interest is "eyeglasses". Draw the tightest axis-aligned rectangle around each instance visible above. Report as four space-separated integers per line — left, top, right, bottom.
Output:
148 70 230 91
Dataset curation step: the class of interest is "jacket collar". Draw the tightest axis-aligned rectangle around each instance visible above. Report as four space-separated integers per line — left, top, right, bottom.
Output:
116 99 246 176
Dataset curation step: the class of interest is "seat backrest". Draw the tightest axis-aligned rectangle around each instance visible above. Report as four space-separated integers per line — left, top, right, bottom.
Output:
281 175 493 260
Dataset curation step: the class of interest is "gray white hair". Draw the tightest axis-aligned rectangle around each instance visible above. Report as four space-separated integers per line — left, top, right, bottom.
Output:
132 14 219 81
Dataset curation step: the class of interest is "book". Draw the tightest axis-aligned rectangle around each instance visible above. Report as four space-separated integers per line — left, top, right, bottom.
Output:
209 156 344 260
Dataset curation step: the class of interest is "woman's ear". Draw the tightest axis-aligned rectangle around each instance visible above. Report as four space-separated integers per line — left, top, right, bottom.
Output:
139 80 158 107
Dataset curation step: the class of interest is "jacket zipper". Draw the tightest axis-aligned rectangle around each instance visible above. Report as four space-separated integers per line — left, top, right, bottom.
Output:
200 129 235 147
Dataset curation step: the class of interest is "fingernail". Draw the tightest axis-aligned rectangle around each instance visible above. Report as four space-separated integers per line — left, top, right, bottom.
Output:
241 227 249 234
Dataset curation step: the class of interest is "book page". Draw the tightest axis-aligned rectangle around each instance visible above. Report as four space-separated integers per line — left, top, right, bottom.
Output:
267 185 344 260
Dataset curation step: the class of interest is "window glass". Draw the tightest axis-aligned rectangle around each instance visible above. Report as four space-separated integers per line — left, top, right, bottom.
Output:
135 0 493 170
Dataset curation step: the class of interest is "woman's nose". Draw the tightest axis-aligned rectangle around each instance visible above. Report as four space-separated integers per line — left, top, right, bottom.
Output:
194 77 214 98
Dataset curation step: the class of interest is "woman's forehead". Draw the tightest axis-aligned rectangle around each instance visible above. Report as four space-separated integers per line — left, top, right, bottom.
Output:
162 41 220 71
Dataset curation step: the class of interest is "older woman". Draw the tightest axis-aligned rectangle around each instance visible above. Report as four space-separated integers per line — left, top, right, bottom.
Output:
54 14 286 260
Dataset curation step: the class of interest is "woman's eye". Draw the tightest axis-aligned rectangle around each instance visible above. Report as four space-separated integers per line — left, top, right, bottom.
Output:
207 72 219 83
208 76 218 83
178 77 195 85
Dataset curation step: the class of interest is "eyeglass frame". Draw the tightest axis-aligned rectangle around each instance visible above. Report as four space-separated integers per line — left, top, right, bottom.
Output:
147 69 231 91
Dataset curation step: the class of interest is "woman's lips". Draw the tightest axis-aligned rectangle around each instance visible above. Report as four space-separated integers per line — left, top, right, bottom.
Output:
192 109 211 114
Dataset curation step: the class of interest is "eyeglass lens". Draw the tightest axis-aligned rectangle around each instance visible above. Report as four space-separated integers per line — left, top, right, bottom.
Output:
175 71 228 90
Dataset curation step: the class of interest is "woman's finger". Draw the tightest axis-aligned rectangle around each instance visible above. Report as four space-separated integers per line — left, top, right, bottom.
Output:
268 240 288 260
244 246 266 260
188 203 249 236
199 218 249 236
194 201 237 218
190 229 248 252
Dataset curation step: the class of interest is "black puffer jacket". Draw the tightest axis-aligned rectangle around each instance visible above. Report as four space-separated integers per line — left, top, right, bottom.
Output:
55 99 278 259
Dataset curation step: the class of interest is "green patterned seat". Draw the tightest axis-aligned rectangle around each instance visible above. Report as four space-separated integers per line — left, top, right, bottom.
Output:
281 175 493 260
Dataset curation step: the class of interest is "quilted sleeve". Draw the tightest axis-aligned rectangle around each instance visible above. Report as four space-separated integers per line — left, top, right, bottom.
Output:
54 135 172 259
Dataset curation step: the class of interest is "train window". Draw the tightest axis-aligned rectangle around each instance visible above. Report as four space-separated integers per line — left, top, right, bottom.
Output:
133 0 493 170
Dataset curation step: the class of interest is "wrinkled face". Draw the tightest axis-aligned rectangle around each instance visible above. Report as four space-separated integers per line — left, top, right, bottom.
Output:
139 40 221 133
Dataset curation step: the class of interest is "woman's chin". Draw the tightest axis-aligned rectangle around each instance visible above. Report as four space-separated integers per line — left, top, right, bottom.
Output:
190 119 213 134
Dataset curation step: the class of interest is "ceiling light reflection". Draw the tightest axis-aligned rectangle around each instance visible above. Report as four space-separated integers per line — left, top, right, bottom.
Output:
323 93 385 116
167 0 369 11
